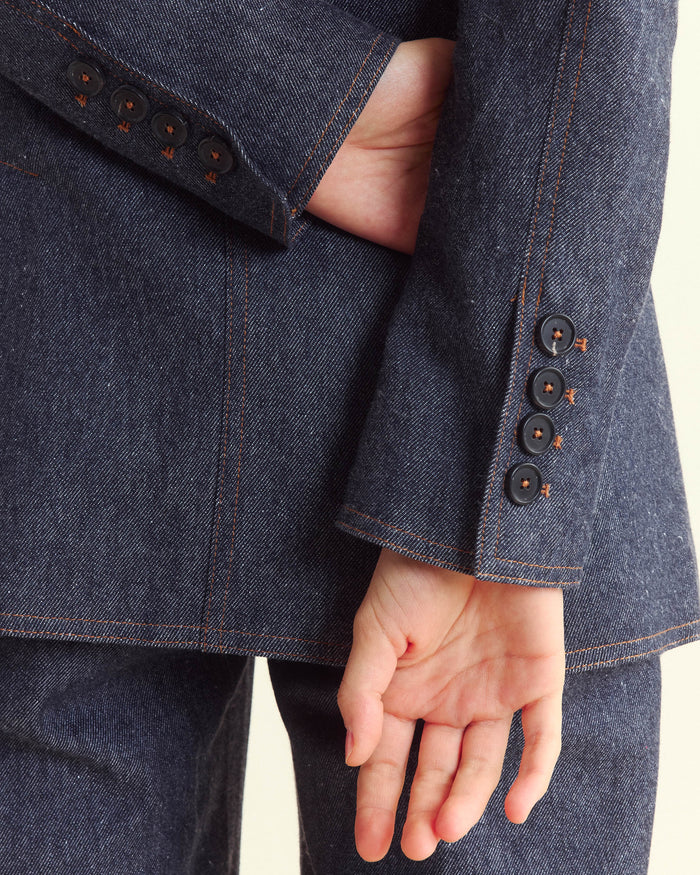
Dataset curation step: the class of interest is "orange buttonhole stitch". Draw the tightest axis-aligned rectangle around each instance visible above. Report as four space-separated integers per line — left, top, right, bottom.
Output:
541 483 551 497
74 94 87 107
565 388 577 404
574 337 587 351
553 435 563 449
161 146 175 160
205 171 217 184
117 120 131 133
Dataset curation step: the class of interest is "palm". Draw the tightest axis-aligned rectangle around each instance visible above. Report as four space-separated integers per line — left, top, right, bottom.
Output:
380 574 563 726
305 38 455 253
338 548 565 863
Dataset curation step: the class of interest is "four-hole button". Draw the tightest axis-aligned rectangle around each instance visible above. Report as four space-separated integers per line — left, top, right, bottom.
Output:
518 412 555 456
197 136 236 174
151 111 188 147
110 85 149 122
535 313 576 357
528 366 566 411
505 463 542 506
66 59 104 96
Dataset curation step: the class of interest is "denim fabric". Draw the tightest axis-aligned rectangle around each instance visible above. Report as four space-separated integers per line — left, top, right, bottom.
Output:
0 633 661 873
0 635 255 873
0 0 698 672
269 654 661 875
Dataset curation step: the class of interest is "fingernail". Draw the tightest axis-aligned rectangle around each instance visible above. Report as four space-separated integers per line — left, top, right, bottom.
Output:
345 730 354 764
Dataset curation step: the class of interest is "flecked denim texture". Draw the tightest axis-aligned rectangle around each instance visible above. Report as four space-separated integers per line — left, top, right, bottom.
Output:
269 654 661 875
0 634 661 874
0 0 698 671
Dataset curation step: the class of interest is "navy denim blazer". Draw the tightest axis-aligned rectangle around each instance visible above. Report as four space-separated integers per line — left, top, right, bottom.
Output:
1 0 698 672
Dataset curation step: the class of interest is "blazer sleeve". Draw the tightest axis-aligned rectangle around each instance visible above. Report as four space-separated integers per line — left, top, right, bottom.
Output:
0 0 401 246
333 0 678 588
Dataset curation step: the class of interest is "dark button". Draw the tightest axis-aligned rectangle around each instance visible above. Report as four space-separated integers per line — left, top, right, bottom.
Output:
110 86 149 123
518 412 555 456
66 59 105 96
151 111 188 147
528 366 566 410
505 463 543 506
535 314 576 357
197 136 235 174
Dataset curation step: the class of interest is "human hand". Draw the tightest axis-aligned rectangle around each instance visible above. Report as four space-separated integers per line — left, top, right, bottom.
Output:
337 546 566 862
304 38 456 254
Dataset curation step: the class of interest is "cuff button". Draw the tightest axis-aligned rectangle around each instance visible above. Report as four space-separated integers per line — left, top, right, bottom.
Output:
528 366 566 410
518 412 555 455
151 111 188 147
197 136 236 174
536 314 576 357
505 463 543 505
66 59 105 96
110 86 149 122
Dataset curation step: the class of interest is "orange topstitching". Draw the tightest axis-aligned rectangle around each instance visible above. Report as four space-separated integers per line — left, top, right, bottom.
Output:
336 519 579 584
340 505 475 555
290 39 397 213
0 158 39 177
492 0 592 564
216 241 249 651
286 32 383 197
201 230 237 647
475 0 578 572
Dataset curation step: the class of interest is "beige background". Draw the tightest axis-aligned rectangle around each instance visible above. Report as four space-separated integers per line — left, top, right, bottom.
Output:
239 2 700 870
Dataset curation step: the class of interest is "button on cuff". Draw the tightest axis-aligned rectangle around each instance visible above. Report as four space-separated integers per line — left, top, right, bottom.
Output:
66 59 105 96
536 314 576 357
505 463 543 505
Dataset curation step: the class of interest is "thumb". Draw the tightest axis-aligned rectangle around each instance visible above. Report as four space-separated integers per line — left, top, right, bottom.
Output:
337 604 399 767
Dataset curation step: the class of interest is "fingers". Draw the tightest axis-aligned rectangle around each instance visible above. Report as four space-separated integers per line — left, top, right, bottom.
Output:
355 712 416 862
337 605 399 767
431 717 512 846
400 723 465 860
504 693 562 824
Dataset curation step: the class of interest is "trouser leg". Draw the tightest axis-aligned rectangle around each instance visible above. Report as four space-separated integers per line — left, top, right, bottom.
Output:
0 635 254 874
267 655 661 875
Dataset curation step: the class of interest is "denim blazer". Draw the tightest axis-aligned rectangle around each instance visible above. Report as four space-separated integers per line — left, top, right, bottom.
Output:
1 0 698 672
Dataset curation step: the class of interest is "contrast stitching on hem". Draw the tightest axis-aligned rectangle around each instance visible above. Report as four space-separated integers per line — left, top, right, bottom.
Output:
340 505 474 555
217 242 249 650
0 158 39 177
490 555 582 570
0 610 348 647
286 32 383 197
0 609 696 662
475 0 577 572
493 0 592 562
290 218 310 243
0 626 347 664
336 520 578 584
290 39 397 213
340 504 581 569
565 618 700 656
569 633 700 672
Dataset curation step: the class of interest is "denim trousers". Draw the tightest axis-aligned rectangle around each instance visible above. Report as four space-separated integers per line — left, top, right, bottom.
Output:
0 634 660 874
